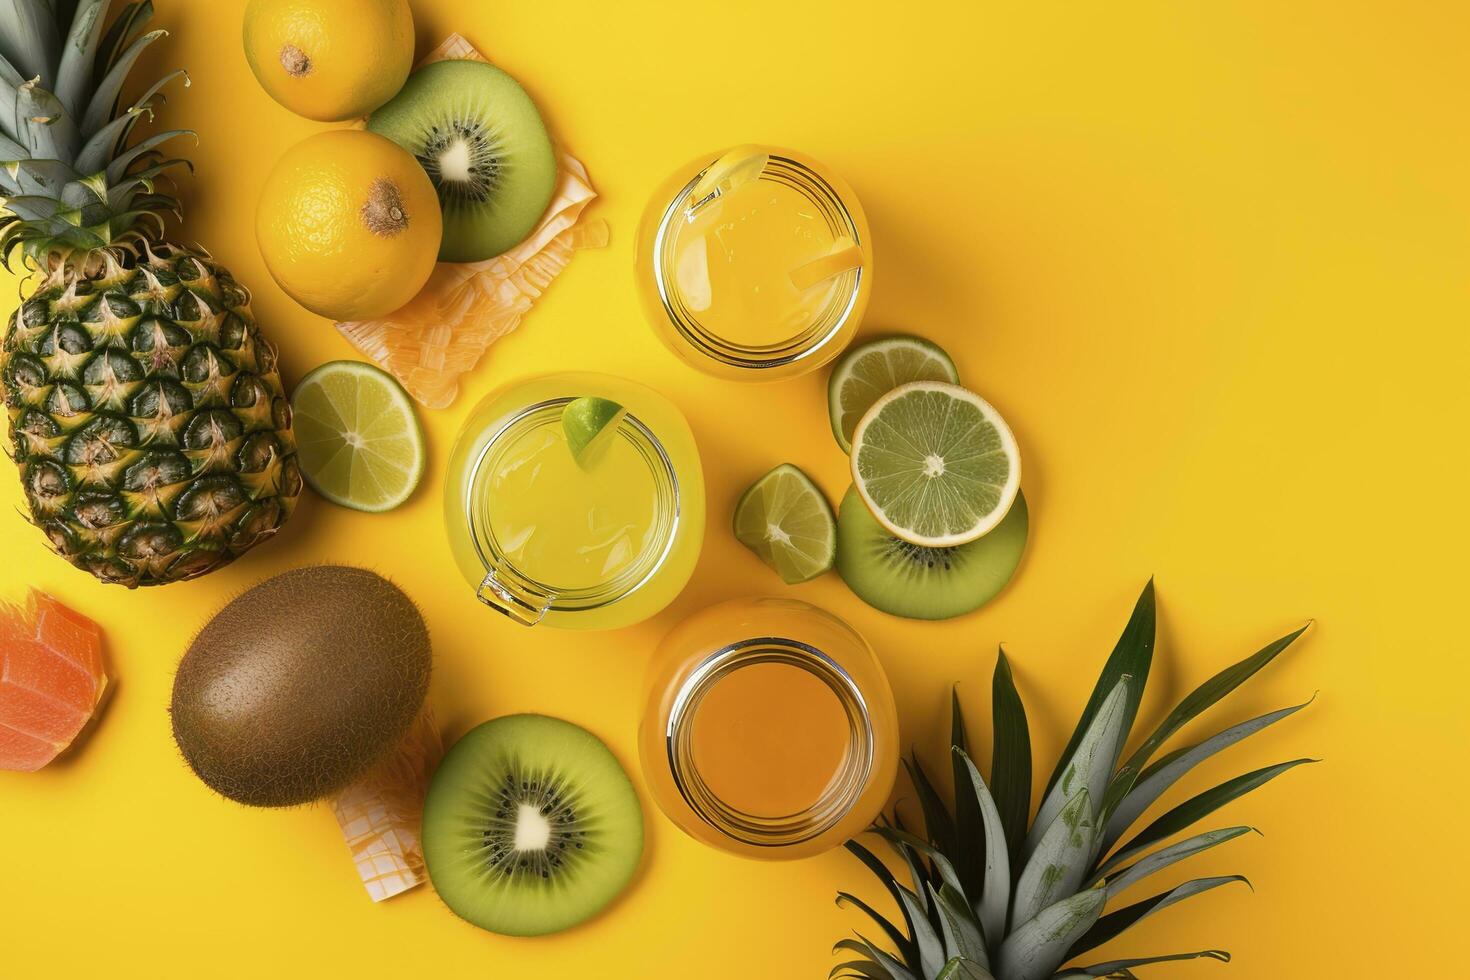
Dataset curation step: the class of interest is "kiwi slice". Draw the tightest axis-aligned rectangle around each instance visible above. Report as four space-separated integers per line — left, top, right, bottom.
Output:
423 714 643 936
837 486 1028 620
367 60 557 262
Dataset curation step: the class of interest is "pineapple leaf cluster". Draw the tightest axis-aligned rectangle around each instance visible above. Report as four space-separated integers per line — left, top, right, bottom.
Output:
836 582 1314 980
1 0 191 264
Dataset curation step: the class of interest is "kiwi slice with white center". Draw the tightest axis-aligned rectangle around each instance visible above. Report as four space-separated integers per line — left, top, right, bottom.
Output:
367 60 558 262
423 714 643 936
836 485 1028 620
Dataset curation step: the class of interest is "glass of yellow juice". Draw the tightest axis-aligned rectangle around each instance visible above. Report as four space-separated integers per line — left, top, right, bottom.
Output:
444 373 705 630
639 597 899 859
635 146 873 381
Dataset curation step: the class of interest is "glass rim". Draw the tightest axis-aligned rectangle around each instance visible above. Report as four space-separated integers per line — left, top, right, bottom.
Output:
649 152 867 370
464 397 682 615
663 637 876 847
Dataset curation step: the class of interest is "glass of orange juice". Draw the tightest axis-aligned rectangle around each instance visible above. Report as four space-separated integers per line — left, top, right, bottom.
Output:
636 146 873 381
639 597 898 859
444 372 705 630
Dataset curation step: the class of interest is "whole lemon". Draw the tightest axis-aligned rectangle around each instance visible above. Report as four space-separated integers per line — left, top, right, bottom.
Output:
243 0 414 121
257 130 442 321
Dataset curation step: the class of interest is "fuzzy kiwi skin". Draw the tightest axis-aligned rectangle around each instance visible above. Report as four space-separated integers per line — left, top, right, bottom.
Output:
170 566 431 807
837 487 1028 620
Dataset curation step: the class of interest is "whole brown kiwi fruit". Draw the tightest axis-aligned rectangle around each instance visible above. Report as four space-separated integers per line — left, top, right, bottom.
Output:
170 565 431 807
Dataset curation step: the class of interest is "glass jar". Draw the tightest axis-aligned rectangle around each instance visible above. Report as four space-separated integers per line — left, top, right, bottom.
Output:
635 146 873 381
444 372 705 630
640 597 898 859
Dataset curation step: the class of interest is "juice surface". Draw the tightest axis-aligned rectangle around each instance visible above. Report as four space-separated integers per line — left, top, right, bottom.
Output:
482 420 659 591
689 660 851 818
671 178 842 348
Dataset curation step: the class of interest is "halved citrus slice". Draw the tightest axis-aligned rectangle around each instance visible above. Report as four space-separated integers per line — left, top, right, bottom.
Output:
292 360 426 512
850 381 1020 547
733 464 837 584
828 335 960 453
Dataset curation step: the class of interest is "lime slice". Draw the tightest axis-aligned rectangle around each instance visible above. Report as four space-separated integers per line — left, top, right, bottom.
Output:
562 397 628 468
291 360 425 512
850 381 1020 547
733 464 837 584
828 335 960 453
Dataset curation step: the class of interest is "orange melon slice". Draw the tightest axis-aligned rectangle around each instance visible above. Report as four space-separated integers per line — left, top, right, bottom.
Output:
0 591 108 772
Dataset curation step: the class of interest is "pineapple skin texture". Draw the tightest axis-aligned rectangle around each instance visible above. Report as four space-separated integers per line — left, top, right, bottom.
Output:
1 243 301 586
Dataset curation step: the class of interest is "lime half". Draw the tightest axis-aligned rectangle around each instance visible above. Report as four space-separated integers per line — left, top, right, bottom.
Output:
850 381 1020 547
291 360 425 512
733 464 837 584
828 335 960 453
562 397 627 468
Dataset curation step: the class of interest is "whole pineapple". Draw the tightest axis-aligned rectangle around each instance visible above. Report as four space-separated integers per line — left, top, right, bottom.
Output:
1 1 300 586
835 583 1314 980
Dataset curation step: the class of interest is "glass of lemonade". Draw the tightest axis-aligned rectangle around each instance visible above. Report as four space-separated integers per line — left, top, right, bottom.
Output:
639 597 899 859
445 373 705 630
636 146 873 381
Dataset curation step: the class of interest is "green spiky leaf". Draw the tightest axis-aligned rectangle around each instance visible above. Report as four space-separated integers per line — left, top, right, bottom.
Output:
55 0 110 119
836 892 913 964
1042 582 1155 801
1115 624 1310 785
931 883 988 966
954 749 1011 947
1102 757 1316 875
894 886 946 978
81 27 165 135
854 935 921 980
997 886 1108 980
1069 876 1250 959
1097 826 1255 896
1027 676 1130 859
1014 789 1096 927
951 687 985 899
990 649 1032 868
1101 700 1312 855
936 957 995 980
907 754 956 859
841 841 922 966
1055 949 1231 977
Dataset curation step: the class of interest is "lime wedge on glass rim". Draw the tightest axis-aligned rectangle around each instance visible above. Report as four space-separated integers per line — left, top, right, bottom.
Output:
828 335 960 453
733 464 837 584
850 381 1020 547
562 396 627 468
291 360 425 512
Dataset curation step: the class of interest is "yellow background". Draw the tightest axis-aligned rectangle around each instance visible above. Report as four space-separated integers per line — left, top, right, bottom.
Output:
2 1 1465 976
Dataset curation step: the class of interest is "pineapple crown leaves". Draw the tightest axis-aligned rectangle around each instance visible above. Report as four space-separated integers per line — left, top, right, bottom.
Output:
0 1 195 269
833 582 1317 980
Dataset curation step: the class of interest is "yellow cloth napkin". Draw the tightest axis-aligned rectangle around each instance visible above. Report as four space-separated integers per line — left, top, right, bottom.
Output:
328 706 444 902
336 34 606 409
